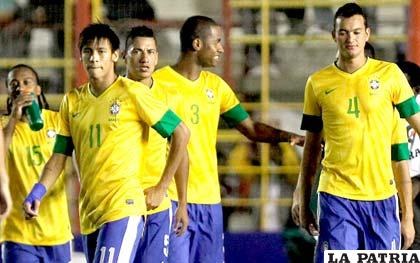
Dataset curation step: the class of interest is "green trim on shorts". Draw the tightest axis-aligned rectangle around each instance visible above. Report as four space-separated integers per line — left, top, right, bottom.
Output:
152 110 181 138
221 104 249 127
53 135 74 156
396 96 420 118
391 143 409 161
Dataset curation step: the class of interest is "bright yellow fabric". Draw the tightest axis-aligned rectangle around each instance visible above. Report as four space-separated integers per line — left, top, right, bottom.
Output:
153 66 242 204
303 58 414 200
0 110 72 245
59 76 173 234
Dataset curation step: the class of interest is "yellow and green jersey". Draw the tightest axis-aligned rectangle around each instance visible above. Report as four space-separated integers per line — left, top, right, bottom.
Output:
0 110 72 245
301 58 418 200
153 66 249 204
142 80 172 215
54 76 181 234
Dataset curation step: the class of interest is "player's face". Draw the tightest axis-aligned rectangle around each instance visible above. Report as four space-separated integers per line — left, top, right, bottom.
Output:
333 15 370 61
125 37 158 81
7 67 41 100
81 38 119 80
197 25 224 68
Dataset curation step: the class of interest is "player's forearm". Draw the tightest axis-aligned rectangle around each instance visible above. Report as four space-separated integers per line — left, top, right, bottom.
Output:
407 113 420 137
157 123 190 190
298 131 322 206
236 118 298 144
174 152 189 206
39 153 67 190
2 117 18 153
392 160 414 220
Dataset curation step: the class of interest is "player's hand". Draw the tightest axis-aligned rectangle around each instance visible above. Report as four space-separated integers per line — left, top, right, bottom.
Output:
291 188 300 226
299 203 319 236
289 134 305 147
0 180 12 220
400 216 415 249
173 203 188 236
144 186 166 211
11 92 34 120
22 183 46 220
23 199 40 220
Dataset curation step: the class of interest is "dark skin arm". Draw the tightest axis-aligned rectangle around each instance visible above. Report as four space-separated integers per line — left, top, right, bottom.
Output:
234 117 305 146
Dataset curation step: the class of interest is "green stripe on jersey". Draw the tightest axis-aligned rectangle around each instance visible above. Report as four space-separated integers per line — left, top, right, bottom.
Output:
153 110 181 138
301 114 323 133
391 143 409 161
396 96 420 118
53 134 74 156
221 104 249 127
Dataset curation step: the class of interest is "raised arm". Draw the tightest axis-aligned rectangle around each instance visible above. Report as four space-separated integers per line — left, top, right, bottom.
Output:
235 117 305 146
144 122 190 211
298 131 322 235
22 152 67 219
392 160 415 249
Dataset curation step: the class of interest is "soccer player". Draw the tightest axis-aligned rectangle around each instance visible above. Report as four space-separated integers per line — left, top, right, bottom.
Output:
297 3 420 262
123 26 189 263
396 61 420 249
153 15 305 263
0 64 73 262
22 23 190 263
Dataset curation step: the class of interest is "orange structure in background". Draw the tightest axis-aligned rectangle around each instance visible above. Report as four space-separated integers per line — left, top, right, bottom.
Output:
407 0 420 65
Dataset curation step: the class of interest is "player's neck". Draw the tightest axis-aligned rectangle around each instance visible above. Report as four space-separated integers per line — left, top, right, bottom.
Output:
336 55 367 74
173 54 202 81
89 73 118 97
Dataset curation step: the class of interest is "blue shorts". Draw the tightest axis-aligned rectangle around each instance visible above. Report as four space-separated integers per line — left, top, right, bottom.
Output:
135 208 172 263
2 241 71 263
82 216 144 263
168 201 224 263
315 192 400 263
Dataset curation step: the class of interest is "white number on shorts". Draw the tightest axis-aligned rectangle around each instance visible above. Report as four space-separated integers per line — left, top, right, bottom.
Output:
163 234 169 257
99 246 115 263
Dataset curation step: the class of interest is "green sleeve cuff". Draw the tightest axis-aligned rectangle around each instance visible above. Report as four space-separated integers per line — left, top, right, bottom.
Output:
152 110 181 138
301 114 323 133
396 96 420 118
391 143 409 161
221 104 249 127
53 134 74 156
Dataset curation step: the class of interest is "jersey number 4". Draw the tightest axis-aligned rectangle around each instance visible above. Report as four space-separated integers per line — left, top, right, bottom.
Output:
347 96 360 118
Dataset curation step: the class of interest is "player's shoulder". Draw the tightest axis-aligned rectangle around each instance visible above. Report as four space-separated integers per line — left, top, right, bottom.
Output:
309 63 336 81
367 58 397 71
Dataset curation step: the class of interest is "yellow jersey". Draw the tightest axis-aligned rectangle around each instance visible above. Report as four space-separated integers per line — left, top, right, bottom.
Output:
301 58 418 200
0 110 72 245
55 76 181 234
153 66 249 204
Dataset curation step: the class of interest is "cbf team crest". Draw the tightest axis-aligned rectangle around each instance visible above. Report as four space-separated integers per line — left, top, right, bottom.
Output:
205 88 216 103
369 79 380 90
108 99 121 122
109 100 121 115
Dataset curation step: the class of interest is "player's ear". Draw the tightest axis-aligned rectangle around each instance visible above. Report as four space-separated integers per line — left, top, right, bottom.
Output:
192 38 202 51
34 84 42 96
112 49 120 62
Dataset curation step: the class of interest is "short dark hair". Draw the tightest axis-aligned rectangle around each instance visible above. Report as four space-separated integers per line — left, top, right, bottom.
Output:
180 15 219 52
5 64 50 114
364 42 375 58
333 3 368 31
125 26 156 52
397 61 420 88
78 23 120 53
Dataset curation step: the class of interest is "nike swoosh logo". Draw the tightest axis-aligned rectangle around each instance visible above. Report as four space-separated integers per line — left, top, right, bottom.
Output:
325 88 336 95
72 112 80 118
